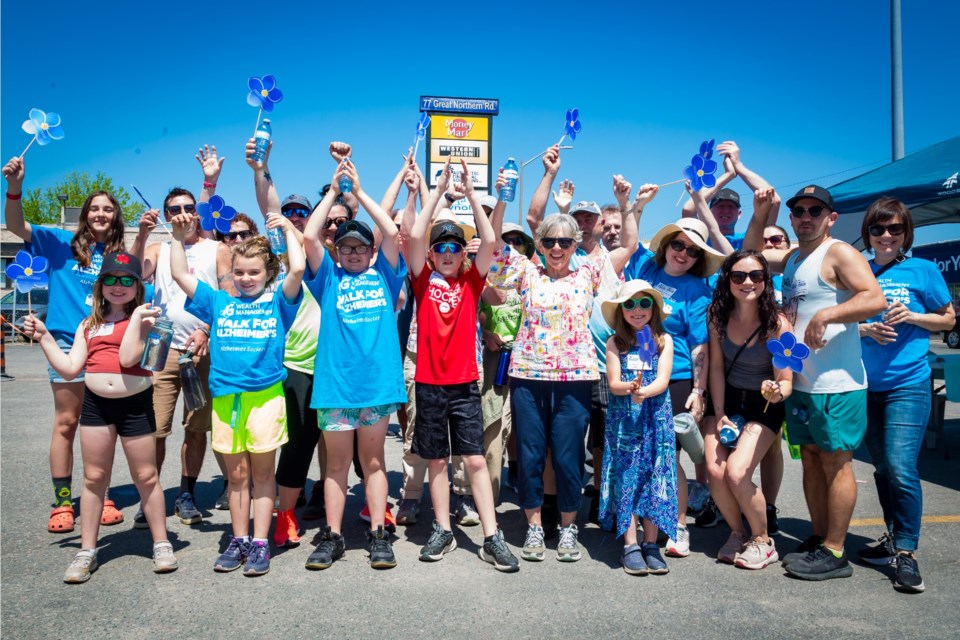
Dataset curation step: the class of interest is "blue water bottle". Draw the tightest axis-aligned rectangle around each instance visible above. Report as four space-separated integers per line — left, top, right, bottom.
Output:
494 344 512 386
252 118 272 164
338 159 353 193
720 414 745 448
499 158 519 202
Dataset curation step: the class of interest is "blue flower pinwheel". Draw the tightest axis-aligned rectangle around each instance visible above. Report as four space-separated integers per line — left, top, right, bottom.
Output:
683 153 719 191
563 108 582 142
699 139 715 160
21 108 65 146
5 250 49 293
196 196 237 234
247 75 283 112
636 326 657 362
416 112 431 141
766 332 810 373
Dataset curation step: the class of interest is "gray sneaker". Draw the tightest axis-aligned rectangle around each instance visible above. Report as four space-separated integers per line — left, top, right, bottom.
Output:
455 495 480 527
214 484 230 511
395 498 421 526
64 550 98 584
522 524 546 561
556 524 583 562
133 507 149 530
479 530 520 573
152 541 179 573
419 520 456 561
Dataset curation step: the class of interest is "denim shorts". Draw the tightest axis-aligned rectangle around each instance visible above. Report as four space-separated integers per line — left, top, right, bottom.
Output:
48 335 85 383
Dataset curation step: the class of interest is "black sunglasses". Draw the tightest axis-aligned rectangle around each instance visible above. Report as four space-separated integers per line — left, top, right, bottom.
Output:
668 239 702 258
622 297 654 311
790 205 827 219
324 216 348 230
868 223 906 237
282 207 310 219
730 270 766 285
502 235 527 247
165 204 197 215
101 275 136 287
541 237 575 250
226 230 254 242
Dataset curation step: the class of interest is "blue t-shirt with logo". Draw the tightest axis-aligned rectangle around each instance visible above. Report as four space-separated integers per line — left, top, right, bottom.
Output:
625 248 711 380
25 226 104 344
862 257 951 391
306 251 407 409
571 250 616 373
185 281 302 396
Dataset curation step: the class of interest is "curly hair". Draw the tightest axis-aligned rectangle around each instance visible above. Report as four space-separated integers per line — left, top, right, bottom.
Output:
72 191 126 267
708 250 780 343
231 235 281 288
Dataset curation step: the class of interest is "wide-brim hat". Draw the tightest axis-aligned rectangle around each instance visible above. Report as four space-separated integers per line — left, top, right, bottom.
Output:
601 279 669 329
99 252 143 282
648 218 726 277
430 209 477 245
501 222 534 257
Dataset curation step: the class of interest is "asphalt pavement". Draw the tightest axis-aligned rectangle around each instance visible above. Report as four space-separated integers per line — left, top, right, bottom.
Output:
2 342 959 640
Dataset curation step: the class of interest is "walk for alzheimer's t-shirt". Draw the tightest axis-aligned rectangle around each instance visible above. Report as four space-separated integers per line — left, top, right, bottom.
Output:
412 262 484 385
185 281 301 397
306 251 407 409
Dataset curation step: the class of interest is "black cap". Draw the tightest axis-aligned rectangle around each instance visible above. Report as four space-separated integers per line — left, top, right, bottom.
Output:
334 220 374 246
99 252 143 282
786 185 835 211
709 188 741 208
429 222 466 246
281 194 312 211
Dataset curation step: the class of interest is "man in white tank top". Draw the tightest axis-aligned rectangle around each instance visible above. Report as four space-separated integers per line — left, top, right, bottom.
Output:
744 185 885 581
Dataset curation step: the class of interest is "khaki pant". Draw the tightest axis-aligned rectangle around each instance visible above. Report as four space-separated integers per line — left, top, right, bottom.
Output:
153 347 212 438
400 351 428 500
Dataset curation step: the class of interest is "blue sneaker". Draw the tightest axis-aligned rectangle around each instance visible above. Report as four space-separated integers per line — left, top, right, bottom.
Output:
641 542 669 574
174 491 202 525
622 544 649 576
214 537 248 572
243 540 270 576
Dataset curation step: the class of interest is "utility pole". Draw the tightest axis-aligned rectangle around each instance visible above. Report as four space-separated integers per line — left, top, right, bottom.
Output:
891 0 905 161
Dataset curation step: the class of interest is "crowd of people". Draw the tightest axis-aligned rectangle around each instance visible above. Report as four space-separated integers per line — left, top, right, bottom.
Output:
3 137 954 592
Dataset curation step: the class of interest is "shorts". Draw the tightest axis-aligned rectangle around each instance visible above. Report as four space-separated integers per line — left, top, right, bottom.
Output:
587 375 610 450
318 404 400 432
153 348 212 438
722 384 785 433
211 382 288 454
48 335 85 383
786 389 867 452
80 386 156 438
412 382 483 460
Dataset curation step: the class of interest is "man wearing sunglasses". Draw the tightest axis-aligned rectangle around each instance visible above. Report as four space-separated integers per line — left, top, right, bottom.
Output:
281 194 313 233
744 184 886 581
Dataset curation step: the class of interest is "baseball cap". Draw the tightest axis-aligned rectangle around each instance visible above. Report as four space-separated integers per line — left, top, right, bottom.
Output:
785 185 835 211
479 195 498 211
709 188 741 208
429 221 466 246
570 201 602 216
281 194 312 211
334 220 374 246
99 252 143 282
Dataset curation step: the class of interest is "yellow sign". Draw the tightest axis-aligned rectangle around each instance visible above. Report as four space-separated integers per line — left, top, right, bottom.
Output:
430 115 489 142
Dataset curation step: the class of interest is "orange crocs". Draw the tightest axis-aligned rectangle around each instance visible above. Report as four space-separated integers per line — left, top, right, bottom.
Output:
100 499 124 526
48 505 75 533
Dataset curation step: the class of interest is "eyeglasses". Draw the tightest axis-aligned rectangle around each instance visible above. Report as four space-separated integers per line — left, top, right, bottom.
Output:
432 242 463 254
101 275 136 287
324 216 348 230
165 204 197 215
502 235 526 247
282 208 310 219
790 205 826 219
540 237 575 250
764 235 786 245
868 223 906 237
337 244 371 255
225 230 253 242
668 239 702 258
730 270 766 285
622 297 654 311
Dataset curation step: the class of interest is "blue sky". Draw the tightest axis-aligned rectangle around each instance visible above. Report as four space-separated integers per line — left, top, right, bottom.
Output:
3 1 958 244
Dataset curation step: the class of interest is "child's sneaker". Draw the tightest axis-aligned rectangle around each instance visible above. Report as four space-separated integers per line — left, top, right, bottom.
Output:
395 498 420 525
243 540 270 576
420 520 456 561
665 524 691 557
152 541 179 573
214 537 248 573
641 542 669 574
63 550 98 584
479 529 520 573
305 526 345 570
274 508 301 548
735 537 778 570
367 525 397 569
621 544 649 576
556 524 582 562
455 495 480 526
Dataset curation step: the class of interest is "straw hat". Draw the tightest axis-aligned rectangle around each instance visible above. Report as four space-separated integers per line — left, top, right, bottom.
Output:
600 279 670 329
648 218 726 277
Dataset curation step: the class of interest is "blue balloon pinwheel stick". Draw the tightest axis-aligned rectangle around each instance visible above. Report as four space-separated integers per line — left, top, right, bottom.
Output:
5 250 49 342
413 112 431 159
763 331 810 411
20 108 65 159
196 196 238 235
130 185 172 235
665 138 718 206
635 325 657 363
247 74 283 134
557 108 582 147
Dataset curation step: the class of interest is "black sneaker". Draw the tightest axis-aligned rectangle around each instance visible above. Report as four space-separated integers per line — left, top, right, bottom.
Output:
420 520 456 561
366 526 397 569
781 535 824 567
766 504 780 536
479 529 520 573
859 532 896 566
694 498 723 528
894 552 925 593
304 526 345 570
784 545 853 581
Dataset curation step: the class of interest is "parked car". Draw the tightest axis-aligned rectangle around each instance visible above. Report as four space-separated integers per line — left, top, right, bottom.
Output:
0 288 48 329
945 319 960 349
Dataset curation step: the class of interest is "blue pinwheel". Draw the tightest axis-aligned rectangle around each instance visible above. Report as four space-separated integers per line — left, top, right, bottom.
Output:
20 108 65 158
636 325 657 363
682 152 719 192
699 139 715 160
5 250 49 293
558 108 582 145
247 75 283 112
413 112 431 157
767 332 810 373
196 196 237 234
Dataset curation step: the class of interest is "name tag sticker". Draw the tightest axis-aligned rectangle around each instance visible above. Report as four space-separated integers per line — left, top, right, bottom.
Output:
626 353 651 371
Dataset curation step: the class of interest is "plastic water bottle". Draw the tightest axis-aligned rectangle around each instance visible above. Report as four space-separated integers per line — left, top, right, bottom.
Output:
499 158 519 202
337 159 353 193
178 350 207 412
140 318 174 372
252 119 272 164
266 220 287 256
720 414 746 448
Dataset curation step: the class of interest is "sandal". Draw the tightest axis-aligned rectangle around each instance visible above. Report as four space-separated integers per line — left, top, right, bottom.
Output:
48 505 75 533
100 499 124 526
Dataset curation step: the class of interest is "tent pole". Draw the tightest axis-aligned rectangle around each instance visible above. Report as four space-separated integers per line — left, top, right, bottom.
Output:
891 0 905 161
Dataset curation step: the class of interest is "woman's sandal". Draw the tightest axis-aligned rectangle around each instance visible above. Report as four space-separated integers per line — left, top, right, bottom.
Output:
100 499 124 526
48 505 75 533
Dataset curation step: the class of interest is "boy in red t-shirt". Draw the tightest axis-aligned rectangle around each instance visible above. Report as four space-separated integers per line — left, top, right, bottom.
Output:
408 159 519 573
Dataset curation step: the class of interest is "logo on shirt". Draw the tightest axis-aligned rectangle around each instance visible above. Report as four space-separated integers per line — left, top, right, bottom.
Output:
427 272 463 314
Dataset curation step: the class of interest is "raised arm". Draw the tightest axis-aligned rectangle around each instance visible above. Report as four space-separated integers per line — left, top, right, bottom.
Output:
381 149 413 212
119 303 161 368
169 214 199 298
196 144 225 204
301 167 340 275
718 141 780 225
681 152 737 219
409 158 449 279
344 159 400 269
551 179 575 215
491 169 508 251
266 213 305 302
2 157 31 242
244 137 283 220
688 182 734 255
607 175 642 274
743 188 790 271
459 159 495 276
526 145 560 235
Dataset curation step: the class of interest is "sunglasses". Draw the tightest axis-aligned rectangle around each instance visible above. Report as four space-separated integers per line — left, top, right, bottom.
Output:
790 205 826 219
165 204 197 215
432 242 463 254
282 207 310 219
101 275 136 287
764 234 786 245
622 296 654 311
668 239 702 258
540 237 575 250
868 223 906 237
502 235 527 247
338 244 371 255
324 216 348 230
730 270 766 285
225 230 253 242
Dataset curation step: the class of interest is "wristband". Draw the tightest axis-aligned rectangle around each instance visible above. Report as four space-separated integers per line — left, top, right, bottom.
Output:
202 181 217 189
444 193 457 203
690 388 706 397
6 192 22 200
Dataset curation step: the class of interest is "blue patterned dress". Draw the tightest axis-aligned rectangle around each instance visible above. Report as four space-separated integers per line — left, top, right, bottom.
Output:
599 346 678 540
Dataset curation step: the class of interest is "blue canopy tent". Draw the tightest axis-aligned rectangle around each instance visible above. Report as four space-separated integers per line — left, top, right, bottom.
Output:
829 136 960 248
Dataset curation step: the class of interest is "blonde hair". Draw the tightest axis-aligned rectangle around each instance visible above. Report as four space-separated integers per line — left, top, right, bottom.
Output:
232 236 281 287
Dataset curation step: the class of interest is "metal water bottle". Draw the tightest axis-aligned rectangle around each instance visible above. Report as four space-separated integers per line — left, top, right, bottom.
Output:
178 350 207 411
140 318 173 371
494 343 512 386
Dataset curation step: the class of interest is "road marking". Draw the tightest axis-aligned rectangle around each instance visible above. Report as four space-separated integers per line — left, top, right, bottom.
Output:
850 515 960 526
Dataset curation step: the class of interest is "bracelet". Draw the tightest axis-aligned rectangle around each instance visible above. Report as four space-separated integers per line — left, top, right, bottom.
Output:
199 326 210 337
444 193 457 203
689 388 706 396
202 181 217 189
6 192 22 200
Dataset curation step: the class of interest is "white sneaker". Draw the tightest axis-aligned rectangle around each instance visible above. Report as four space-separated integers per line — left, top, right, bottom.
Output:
153 540 179 573
735 537 778 570
64 550 98 583
665 524 691 557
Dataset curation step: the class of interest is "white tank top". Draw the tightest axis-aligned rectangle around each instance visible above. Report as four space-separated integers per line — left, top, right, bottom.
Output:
782 238 866 393
154 240 221 349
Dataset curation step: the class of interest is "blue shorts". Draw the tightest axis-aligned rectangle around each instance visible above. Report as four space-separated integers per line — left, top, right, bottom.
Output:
48 335 85 384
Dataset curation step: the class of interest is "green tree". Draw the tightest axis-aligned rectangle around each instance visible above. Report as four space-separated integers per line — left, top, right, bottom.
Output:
22 171 145 226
